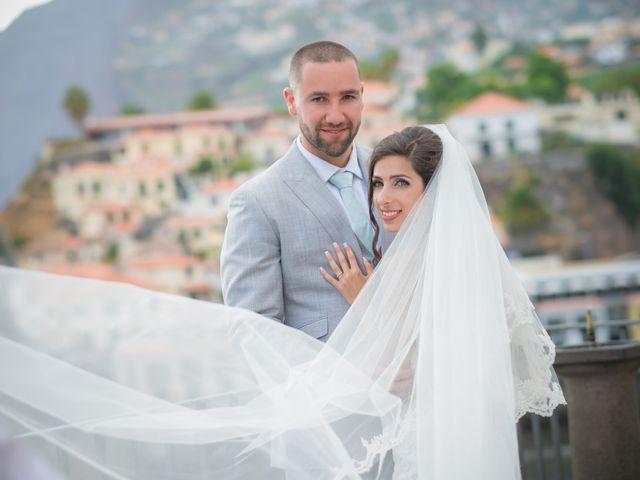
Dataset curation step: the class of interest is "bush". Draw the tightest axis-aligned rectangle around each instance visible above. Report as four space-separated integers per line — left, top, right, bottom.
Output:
587 143 640 227
501 169 549 231
189 157 216 176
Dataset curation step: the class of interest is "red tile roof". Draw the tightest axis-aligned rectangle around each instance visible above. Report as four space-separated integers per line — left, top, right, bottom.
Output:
69 158 177 178
363 80 396 93
86 107 269 134
165 215 224 228
125 255 198 269
453 92 531 115
43 263 153 289
204 179 244 192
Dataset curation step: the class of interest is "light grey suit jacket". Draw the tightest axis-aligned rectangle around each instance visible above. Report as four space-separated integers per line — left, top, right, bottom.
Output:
220 141 392 340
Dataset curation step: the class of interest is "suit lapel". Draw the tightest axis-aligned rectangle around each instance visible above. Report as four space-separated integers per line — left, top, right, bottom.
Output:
282 144 364 256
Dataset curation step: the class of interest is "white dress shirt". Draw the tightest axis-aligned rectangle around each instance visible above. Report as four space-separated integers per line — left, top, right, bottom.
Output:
296 136 369 233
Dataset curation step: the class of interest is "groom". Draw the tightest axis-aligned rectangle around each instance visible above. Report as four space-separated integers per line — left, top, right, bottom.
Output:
221 41 388 340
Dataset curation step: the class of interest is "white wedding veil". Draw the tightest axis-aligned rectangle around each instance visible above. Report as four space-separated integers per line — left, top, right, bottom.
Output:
0 125 564 479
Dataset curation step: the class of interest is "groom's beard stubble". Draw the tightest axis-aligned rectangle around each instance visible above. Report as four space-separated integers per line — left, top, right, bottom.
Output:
299 119 361 159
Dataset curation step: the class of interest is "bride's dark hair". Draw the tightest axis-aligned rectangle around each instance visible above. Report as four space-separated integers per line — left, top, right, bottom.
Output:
368 126 443 261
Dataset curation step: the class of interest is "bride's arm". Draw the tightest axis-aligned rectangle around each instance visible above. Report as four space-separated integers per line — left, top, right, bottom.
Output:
320 243 373 304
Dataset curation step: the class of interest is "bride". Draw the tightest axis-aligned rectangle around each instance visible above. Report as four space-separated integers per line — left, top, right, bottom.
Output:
0 125 565 479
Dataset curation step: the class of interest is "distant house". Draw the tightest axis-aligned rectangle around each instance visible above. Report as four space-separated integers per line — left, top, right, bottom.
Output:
158 214 226 260
362 80 398 109
243 127 294 166
42 262 154 290
78 201 144 240
18 232 104 270
447 92 541 162
115 125 238 169
124 254 214 300
203 178 245 212
357 80 415 148
85 106 270 140
538 88 640 146
52 157 178 223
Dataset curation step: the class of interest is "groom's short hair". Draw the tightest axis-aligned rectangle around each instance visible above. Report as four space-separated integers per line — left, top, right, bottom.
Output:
289 41 360 92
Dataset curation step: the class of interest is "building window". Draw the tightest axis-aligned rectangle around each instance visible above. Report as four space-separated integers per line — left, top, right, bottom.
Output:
123 211 130 223
478 122 487 133
507 138 516 153
139 182 147 197
174 139 182 155
77 183 85 196
185 266 194 277
107 212 114 223
505 119 514 131
157 180 165 192
92 182 101 196
616 110 627 121
219 138 226 150
193 228 201 238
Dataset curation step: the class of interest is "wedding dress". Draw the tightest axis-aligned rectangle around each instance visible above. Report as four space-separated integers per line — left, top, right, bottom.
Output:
0 125 565 479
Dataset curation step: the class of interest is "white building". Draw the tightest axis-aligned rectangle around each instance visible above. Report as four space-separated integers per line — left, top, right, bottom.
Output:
518 259 640 346
114 125 239 169
447 92 541 163
157 214 226 260
124 254 213 299
538 88 640 146
52 157 178 223
243 127 293 166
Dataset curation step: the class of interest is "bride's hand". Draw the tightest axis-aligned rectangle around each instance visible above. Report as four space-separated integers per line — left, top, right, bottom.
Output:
320 243 373 305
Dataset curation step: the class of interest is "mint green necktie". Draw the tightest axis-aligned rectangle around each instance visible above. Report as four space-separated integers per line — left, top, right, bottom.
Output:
328 170 374 253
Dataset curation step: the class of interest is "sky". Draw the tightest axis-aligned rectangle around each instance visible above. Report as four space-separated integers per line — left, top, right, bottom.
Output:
0 0 52 31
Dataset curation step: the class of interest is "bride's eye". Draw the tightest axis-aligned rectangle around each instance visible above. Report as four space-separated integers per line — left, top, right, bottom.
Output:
395 179 409 187
372 180 383 188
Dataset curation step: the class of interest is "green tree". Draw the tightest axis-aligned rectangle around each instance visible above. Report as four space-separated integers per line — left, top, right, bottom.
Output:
360 47 400 81
120 103 145 116
187 91 217 111
379 47 400 80
587 143 640 227
525 52 569 103
189 156 216 176
577 65 640 96
63 85 90 131
103 243 120 264
229 154 256 176
415 63 481 121
501 169 548 231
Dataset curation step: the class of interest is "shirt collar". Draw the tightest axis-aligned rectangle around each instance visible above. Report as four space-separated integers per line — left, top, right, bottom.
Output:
296 135 362 183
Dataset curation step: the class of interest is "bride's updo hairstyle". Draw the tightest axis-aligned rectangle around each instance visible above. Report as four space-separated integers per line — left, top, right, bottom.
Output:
368 126 443 260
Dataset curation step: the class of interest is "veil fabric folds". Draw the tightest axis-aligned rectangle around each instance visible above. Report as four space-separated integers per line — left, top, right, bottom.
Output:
0 125 564 479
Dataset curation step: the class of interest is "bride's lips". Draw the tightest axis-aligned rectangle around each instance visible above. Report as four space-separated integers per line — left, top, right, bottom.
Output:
380 209 401 222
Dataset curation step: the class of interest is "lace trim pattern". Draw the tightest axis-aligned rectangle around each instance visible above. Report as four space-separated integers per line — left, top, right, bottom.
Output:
351 409 415 475
504 290 567 420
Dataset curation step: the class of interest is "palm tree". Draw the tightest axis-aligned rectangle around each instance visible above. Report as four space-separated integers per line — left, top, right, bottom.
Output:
63 85 90 133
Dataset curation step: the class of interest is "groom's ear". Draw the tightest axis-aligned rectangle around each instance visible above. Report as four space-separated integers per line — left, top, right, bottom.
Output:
283 87 297 116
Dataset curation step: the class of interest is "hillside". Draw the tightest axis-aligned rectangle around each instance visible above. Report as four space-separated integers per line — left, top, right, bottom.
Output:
477 151 640 259
0 0 636 206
